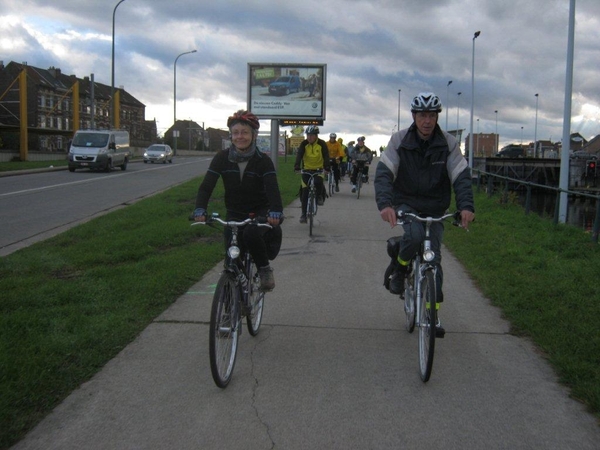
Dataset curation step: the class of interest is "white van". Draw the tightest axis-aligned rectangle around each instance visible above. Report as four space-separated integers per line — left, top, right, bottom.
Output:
68 130 130 172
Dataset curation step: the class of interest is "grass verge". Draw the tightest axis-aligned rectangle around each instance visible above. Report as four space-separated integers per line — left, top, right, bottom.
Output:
444 191 600 418
0 160 69 172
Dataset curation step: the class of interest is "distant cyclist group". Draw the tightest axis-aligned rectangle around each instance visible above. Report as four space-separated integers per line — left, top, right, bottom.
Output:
192 91 475 385
293 126 375 222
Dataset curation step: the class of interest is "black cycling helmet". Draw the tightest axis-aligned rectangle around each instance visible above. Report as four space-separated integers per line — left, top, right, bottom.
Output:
227 110 260 130
306 125 320 135
329 133 337 138
410 92 443 113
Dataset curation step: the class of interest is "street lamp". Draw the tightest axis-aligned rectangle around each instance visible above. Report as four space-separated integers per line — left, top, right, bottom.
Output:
476 118 480 156
111 0 127 129
468 30 481 168
456 92 462 150
397 89 401 132
495 110 498 153
534 93 539 157
446 80 452 130
173 49 197 155
521 126 524 146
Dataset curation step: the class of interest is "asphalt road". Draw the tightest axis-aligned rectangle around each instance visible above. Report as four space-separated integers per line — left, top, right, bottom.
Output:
0 157 212 256
10 169 600 449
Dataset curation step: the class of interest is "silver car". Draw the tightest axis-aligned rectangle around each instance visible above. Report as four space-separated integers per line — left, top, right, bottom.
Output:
143 144 173 164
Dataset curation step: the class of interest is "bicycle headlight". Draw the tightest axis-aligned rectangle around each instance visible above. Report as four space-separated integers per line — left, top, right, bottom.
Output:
424 249 435 262
228 246 241 259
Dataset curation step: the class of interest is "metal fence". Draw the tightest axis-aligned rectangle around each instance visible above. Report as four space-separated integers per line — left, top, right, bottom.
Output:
473 168 600 243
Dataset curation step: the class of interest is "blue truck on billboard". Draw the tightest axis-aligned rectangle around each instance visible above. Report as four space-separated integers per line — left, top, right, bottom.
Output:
268 75 301 96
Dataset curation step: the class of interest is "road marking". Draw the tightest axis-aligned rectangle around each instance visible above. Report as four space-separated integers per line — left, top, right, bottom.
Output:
0 158 211 198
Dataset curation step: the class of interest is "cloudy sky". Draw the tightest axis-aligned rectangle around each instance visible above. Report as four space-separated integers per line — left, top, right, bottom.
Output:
1 0 599 152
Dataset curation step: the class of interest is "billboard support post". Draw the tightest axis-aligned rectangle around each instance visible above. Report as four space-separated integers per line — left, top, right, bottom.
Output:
270 119 279 170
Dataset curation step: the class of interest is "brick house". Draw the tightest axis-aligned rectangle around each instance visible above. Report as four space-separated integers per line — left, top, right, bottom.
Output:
0 61 156 153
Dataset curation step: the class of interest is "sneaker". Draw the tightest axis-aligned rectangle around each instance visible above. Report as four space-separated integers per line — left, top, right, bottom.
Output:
335 184 339 192
299 215 307 223
435 318 446 338
258 266 275 291
351 185 356 193
389 272 405 295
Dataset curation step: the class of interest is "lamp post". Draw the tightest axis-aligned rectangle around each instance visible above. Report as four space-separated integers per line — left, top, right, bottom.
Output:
173 49 197 155
456 91 462 151
476 118 480 156
521 126 524 146
495 109 498 153
446 80 452 130
468 30 481 168
534 93 539 158
397 89 401 132
111 0 127 129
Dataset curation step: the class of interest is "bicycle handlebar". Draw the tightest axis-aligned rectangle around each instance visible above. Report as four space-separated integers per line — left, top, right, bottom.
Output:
396 210 460 226
191 215 272 229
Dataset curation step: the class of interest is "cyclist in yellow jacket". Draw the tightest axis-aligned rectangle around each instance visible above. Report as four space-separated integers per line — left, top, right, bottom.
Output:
338 137 348 179
294 125 330 223
326 133 345 192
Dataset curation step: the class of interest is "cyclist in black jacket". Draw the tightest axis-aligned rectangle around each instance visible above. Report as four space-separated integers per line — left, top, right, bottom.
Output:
375 92 475 335
193 110 283 291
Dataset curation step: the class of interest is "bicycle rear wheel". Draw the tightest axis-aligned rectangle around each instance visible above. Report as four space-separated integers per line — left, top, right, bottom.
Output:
418 269 437 382
209 272 240 388
246 263 265 336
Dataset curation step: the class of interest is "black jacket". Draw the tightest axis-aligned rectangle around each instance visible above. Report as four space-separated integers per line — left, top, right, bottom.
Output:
375 123 474 216
195 148 283 220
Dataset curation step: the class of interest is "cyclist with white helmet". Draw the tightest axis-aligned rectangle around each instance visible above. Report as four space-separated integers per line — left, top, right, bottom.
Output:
326 132 345 192
294 125 331 223
375 92 475 337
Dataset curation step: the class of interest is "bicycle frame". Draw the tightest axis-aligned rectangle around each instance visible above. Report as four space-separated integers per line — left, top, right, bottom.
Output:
300 170 323 236
397 210 458 382
192 214 271 387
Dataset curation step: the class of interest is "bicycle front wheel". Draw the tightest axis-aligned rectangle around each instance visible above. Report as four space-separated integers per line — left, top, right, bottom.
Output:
418 269 437 382
404 269 416 333
209 272 240 388
308 190 315 236
328 174 334 197
356 176 362 199
246 263 265 336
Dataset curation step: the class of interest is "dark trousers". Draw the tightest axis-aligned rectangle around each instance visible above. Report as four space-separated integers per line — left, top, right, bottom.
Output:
350 162 369 184
300 173 324 216
329 159 340 184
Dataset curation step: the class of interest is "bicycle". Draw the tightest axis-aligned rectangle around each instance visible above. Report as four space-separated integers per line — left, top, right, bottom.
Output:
397 210 460 382
327 167 335 198
300 169 323 237
353 163 368 199
191 213 272 388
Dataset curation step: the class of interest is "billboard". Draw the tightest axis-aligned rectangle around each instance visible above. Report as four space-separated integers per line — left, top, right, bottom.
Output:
247 63 326 120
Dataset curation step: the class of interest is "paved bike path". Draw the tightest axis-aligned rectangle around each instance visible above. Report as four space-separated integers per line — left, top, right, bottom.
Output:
12 167 600 449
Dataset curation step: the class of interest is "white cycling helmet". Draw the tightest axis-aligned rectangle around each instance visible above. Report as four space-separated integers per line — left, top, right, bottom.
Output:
411 92 442 113
306 125 320 135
